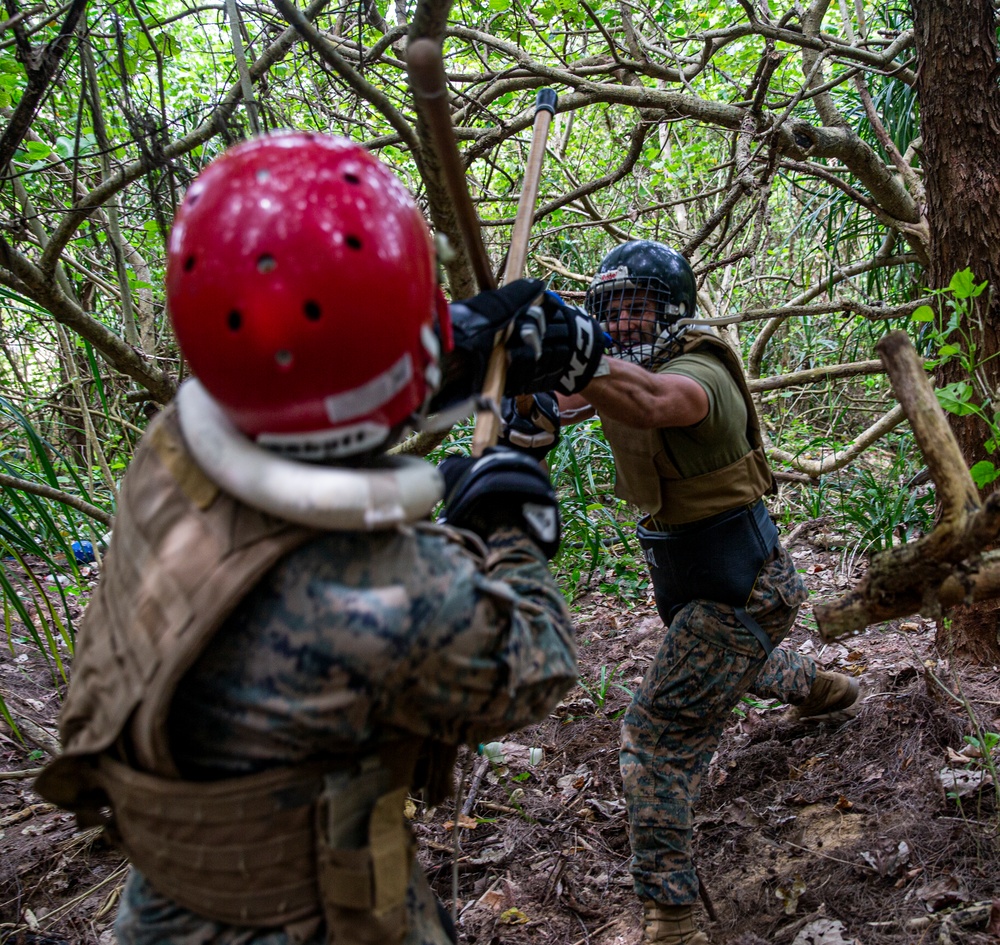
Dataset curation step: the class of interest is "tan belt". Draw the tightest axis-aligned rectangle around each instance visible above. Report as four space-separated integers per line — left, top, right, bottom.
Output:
96 740 425 936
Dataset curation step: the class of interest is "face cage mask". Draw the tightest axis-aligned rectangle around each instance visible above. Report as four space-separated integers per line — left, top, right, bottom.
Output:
585 281 690 370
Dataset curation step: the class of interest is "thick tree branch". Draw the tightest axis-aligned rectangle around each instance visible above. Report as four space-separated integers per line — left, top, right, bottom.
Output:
0 0 87 175
815 331 1000 640
749 359 885 393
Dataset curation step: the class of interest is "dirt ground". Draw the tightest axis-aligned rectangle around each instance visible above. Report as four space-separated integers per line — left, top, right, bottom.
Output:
1 535 998 945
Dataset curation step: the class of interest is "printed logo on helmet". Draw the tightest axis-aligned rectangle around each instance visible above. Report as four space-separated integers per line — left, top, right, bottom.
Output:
595 265 629 284
590 265 638 293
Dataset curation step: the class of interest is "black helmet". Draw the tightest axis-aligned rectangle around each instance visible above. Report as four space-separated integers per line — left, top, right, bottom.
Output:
585 240 696 365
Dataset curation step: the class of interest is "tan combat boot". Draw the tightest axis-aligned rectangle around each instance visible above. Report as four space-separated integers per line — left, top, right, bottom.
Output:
790 669 860 721
642 902 710 945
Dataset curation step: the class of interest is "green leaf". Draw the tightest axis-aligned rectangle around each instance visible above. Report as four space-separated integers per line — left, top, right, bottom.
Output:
23 140 52 160
938 344 961 358
912 305 935 323
52 134 95 161
155 32 181 57
935 381 977 416
948 268 987 300
970 461 1000 488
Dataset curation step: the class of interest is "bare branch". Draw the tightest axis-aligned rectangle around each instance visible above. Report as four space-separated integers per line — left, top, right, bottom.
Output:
768 403 906 479
0 471 113 526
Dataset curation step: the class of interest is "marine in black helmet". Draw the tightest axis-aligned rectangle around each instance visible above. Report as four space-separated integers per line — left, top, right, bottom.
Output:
505 240 861 945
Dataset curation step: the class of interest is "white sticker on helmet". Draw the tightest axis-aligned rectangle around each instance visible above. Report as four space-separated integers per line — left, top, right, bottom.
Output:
590 265 637 292
323 352 414 423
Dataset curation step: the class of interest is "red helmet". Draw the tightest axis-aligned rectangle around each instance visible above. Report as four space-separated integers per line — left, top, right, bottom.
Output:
167 132 449 459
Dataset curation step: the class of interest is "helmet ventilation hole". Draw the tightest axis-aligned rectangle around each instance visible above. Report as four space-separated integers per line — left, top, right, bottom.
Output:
346 235 362 250
257 169 271 183
275 350 293 368
227 310 242 331
184 255 196 272
304 300 321 321
344 172 360 184
257 254 277 273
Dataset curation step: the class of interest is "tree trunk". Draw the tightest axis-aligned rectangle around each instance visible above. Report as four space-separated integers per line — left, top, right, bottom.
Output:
912 0 1000 661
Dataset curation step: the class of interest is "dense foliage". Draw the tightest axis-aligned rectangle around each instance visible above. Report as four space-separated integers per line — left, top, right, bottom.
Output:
1 0 979 702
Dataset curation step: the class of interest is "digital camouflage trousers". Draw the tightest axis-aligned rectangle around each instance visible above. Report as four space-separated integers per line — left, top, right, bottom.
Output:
620 545 812 905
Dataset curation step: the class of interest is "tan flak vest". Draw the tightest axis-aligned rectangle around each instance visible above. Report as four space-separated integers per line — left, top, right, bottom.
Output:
600 331 776 527
35 405 429 938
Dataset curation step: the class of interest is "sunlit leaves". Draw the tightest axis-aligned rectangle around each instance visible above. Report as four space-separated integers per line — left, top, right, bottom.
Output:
949 268 988 300
0 54 23 108
154 31 181 58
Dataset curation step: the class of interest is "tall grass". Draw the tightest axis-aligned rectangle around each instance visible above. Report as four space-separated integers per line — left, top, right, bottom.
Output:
1 396 116 735
779 430 935 572
427 414 645 604
547 419 647 604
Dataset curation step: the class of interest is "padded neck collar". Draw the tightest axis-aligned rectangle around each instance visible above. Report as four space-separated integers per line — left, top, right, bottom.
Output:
176 379 443 531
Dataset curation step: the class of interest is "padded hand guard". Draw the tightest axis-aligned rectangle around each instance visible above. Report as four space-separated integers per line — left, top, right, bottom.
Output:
439 447 561 559
432 282 605 411
505 291 605 396
498 393 560 462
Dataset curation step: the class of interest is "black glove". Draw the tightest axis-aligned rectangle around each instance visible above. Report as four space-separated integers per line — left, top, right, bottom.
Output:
439 447 561 558
505 290 605 396
432 281 605 411
433 279 546 410
498 393 560 462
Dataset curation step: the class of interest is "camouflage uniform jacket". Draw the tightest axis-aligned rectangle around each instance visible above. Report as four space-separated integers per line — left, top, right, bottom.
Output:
116 523 578 945
38 409 577 945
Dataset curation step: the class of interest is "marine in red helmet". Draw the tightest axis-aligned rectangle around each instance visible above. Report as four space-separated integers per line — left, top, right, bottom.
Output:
36 132 604 945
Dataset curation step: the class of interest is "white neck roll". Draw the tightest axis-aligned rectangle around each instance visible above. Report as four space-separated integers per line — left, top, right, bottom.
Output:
176 379 443 531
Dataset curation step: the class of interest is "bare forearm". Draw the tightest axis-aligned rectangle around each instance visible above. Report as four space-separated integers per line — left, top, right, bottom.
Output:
579 357 708 429
556 392 595 425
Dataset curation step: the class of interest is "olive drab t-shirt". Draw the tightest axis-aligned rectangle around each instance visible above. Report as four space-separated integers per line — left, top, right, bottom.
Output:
657 350 751 479
598 338 774 524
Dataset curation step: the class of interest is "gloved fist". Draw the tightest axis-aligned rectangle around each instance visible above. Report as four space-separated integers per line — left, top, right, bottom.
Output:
434 279 546 407
505 291 605 396
439 447 561 558
431 281 605 411
498 393 560 462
